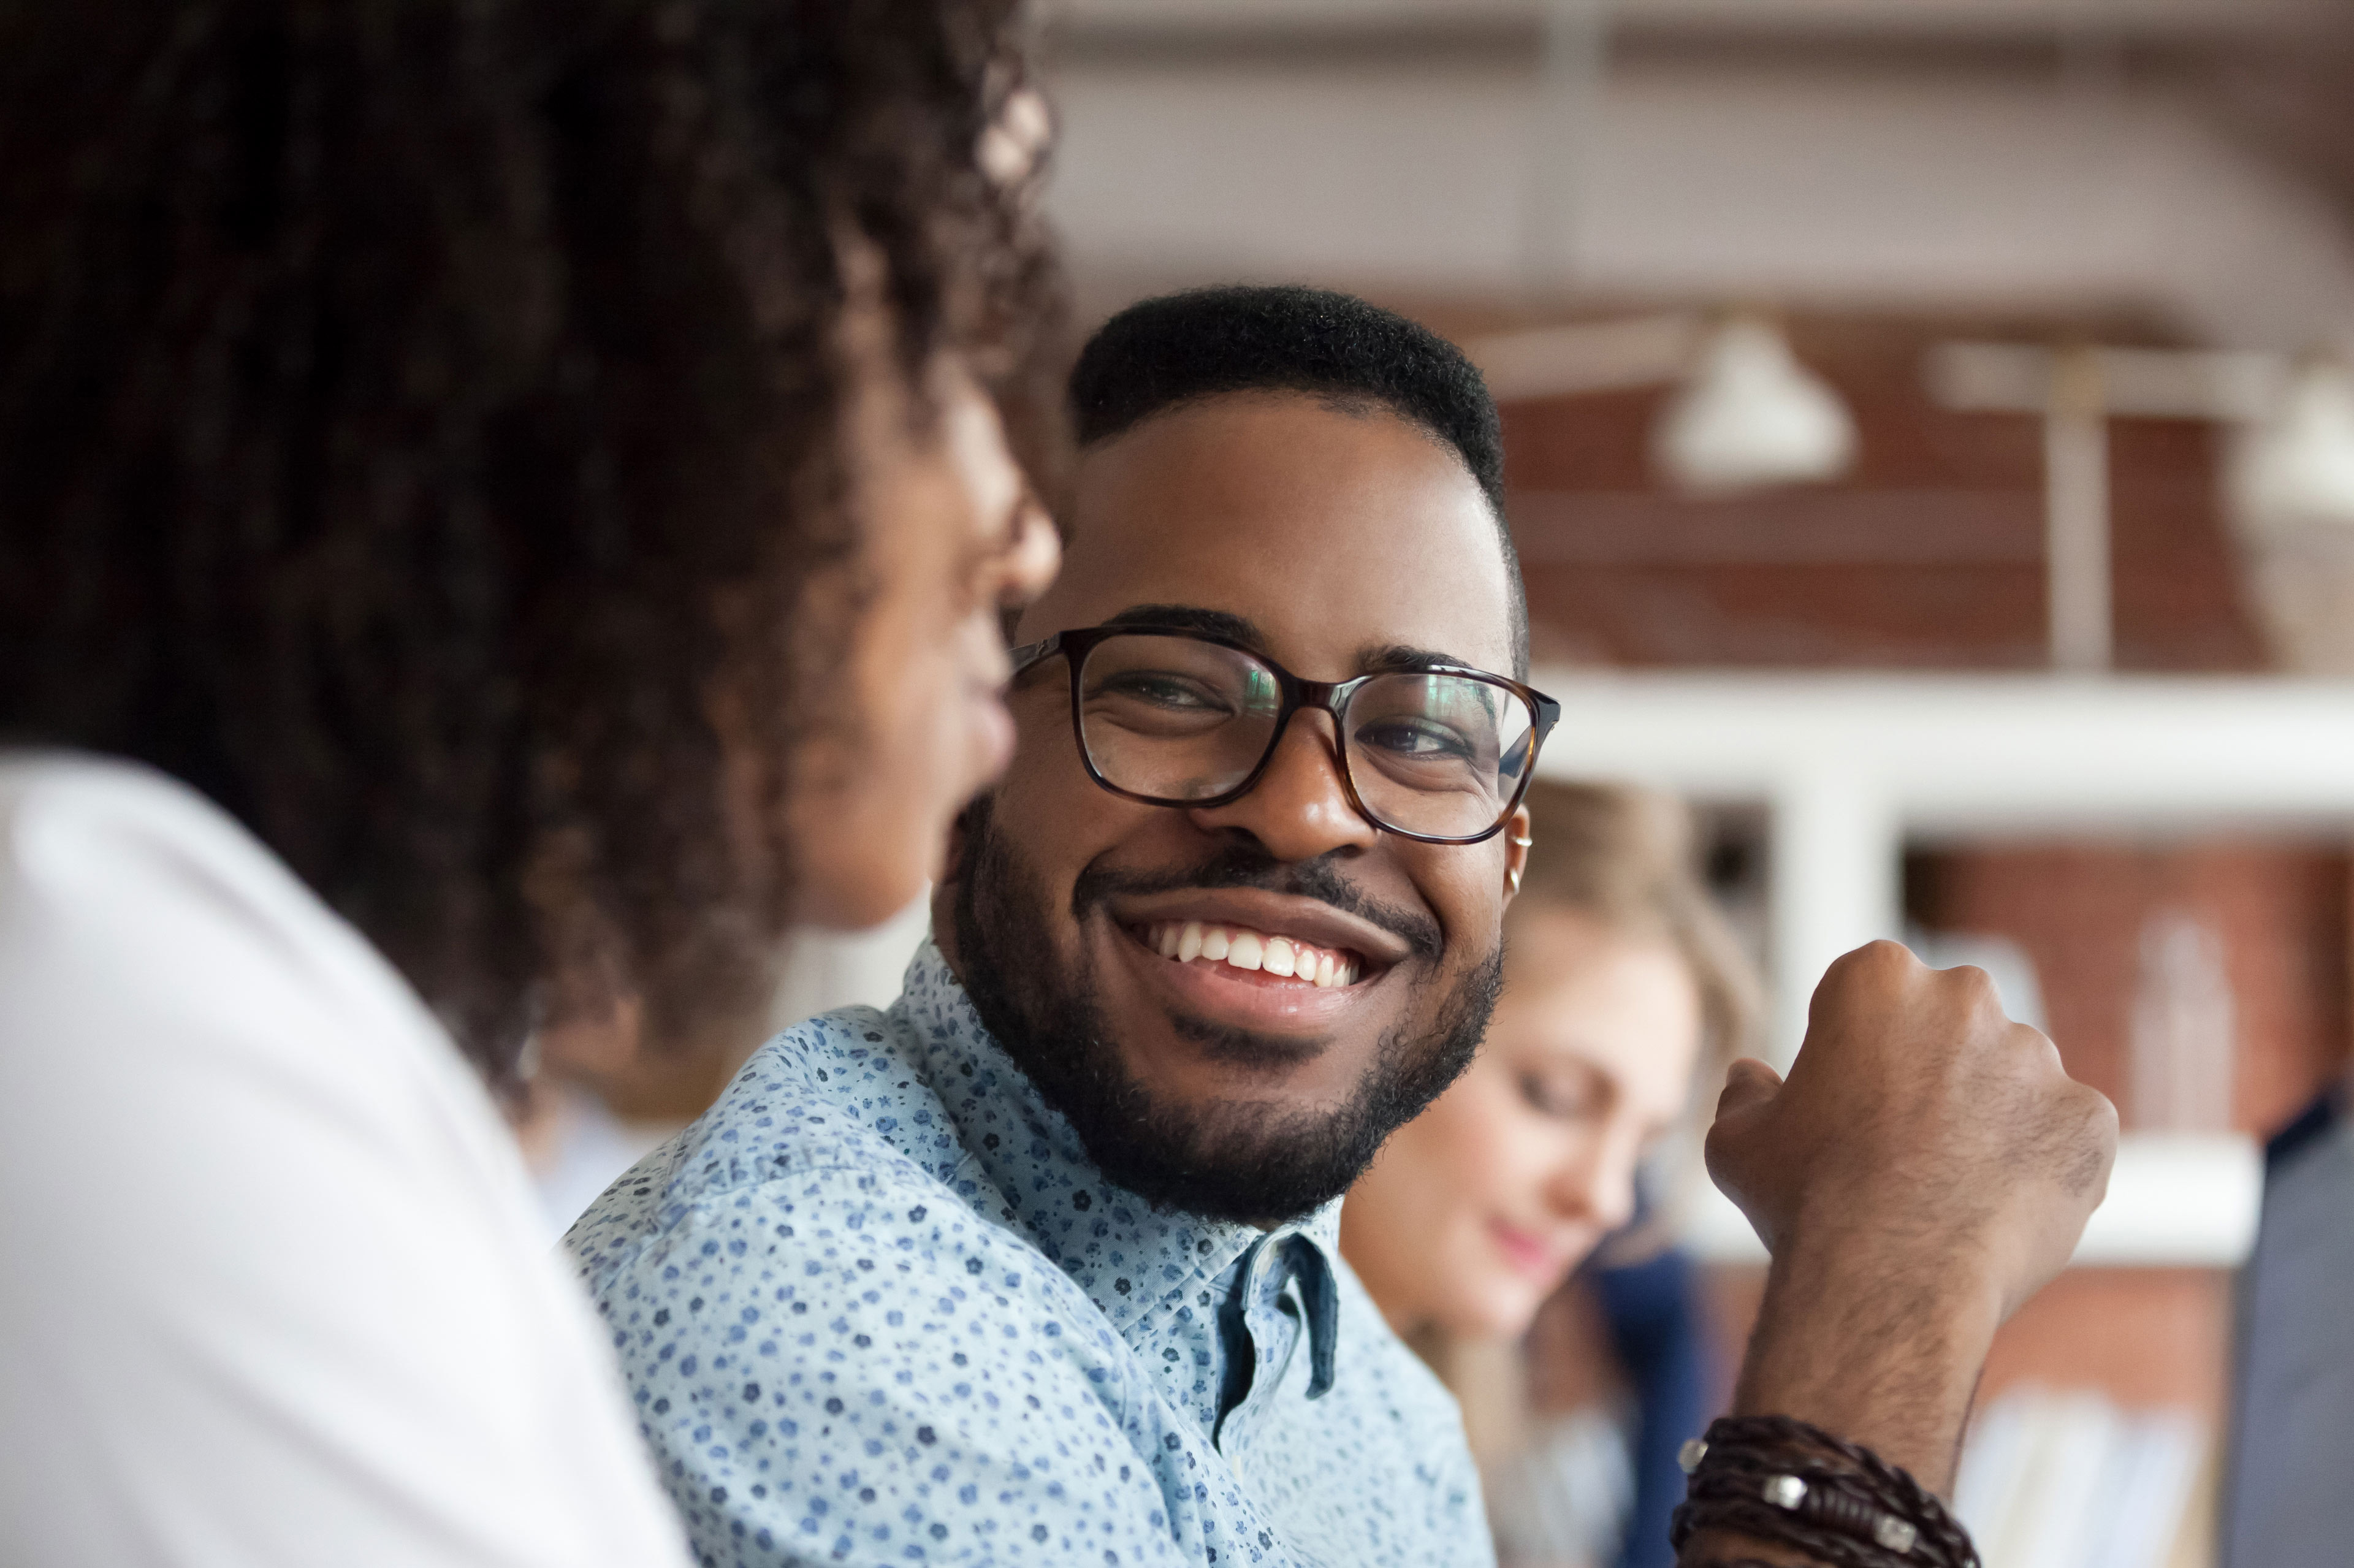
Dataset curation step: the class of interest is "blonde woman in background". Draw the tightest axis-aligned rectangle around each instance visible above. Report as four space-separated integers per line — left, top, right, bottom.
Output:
1341 780 1761 1568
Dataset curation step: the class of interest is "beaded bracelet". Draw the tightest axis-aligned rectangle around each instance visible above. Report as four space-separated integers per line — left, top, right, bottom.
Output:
1668 1414 1981 1568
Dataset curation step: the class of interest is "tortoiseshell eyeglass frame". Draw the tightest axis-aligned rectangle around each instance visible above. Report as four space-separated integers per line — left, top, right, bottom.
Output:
1008 623 1561 847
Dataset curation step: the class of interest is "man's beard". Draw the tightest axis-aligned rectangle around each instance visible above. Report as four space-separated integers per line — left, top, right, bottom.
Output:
948 796 1503 1225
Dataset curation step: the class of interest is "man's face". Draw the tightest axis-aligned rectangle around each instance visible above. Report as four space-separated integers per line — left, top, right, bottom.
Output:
939 390 1529 1222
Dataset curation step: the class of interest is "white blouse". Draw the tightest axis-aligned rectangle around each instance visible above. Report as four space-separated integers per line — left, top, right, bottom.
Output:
0 752 690 1568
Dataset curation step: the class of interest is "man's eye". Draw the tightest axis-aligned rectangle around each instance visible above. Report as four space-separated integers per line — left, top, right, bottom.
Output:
1094 672 1232 712
1356 718 1474 758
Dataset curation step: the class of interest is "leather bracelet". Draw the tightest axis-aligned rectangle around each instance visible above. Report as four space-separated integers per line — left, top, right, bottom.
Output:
1674 1493 1922 1568
1669 1414 1981 1568
1683 1467 1923 1555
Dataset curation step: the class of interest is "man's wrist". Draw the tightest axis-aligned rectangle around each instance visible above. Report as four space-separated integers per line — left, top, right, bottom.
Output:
1730 1228 2003 1493
1770 1213 2006 1326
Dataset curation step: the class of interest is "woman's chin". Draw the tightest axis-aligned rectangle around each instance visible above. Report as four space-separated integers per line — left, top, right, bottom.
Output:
791 848 933 932
1434 1277 1553 1342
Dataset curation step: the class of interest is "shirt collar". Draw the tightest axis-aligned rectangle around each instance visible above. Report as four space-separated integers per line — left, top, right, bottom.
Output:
889 940 1343 1367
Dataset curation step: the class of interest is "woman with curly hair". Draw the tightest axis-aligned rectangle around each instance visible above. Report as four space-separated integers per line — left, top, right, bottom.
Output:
0 2 1061 1562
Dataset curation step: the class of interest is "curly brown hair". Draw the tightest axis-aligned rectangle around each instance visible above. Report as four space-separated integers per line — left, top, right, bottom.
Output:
0 0 1062 1084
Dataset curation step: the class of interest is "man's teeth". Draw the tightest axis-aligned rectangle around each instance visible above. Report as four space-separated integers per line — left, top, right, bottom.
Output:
1142 921 1363 987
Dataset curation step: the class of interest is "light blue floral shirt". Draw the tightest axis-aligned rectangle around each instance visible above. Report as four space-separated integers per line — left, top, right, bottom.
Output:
568 942 1490 1567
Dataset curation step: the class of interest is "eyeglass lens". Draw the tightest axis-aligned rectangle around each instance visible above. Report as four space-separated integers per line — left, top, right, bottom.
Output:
1075 633 1537 839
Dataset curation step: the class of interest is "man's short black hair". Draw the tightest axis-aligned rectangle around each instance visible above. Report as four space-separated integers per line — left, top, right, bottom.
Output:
1068 284 1528 676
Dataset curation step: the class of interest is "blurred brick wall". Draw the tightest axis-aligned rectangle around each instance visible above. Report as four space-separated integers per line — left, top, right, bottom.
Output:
1503 408 2264 671
1908 842 2351 1139
1409 306 2276 672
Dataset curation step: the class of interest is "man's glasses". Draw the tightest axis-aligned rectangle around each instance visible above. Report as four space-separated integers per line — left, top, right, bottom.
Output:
1010 625 1561 845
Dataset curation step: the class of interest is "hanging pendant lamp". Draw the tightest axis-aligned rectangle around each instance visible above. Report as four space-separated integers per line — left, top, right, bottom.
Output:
1651 316 1858 494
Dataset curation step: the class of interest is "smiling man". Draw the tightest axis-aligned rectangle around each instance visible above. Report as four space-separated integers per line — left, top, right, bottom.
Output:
947 292 1551 1235
569 286 1545 1567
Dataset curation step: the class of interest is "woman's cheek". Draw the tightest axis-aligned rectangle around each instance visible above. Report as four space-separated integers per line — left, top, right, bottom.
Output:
1366 1113 1472 1269
1417 1077 1529 1258
1454 1066 1544 1205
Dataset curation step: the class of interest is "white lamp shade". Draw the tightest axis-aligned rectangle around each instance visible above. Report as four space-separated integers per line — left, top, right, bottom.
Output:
2231 359 2354 535
1651 318 1857 493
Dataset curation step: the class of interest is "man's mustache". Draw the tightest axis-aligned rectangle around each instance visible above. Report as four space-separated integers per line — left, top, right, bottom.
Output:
1068 845 1443 962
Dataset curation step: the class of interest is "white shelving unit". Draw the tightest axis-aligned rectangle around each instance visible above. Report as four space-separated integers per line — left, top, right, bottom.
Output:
1529 669 2354 1268
1680 1131 2263 1267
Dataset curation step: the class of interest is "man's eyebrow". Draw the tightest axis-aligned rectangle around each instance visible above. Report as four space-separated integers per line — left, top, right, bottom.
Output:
1100 604 1268 651
1358 642 1482 676
1093 614 1491 678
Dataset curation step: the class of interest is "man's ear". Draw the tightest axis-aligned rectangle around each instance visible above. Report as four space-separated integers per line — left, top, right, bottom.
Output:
1501 804 1533 905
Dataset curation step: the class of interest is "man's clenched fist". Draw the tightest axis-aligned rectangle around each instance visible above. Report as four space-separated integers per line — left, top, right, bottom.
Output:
1708 940 2118 1328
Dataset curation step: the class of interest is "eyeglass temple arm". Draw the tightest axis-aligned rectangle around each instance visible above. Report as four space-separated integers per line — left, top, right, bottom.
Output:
1501 697 1561 782
1008 633 1064 677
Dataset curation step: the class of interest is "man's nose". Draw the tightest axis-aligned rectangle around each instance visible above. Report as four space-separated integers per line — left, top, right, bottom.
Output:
1185 710 1379 862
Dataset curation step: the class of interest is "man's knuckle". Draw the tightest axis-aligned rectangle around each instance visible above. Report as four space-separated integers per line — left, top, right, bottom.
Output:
1840 939 1903 978
1943 964 2009 1019
2002 1021 2056 1065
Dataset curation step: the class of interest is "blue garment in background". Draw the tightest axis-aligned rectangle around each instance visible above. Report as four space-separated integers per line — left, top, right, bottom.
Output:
1594 1244 1712 1568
